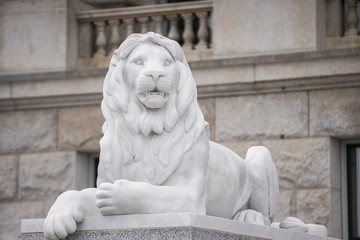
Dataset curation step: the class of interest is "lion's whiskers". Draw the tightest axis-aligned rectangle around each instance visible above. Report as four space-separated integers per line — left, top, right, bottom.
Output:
157 79 172 93
137 77 172 95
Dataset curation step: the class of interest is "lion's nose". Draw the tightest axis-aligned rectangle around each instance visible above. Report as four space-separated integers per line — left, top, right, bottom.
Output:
145 71 166 82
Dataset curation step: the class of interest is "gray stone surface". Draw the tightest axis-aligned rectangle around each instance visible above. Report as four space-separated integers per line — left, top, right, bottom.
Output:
219 140 261 159
11 76 103 99
0 110 57 154
0 83 11 99
274 189 296 223
192 65 254 85
18 227 267 240
0 0 67 12
0 155 17 201
326 0 343 37
198 98 216 140
18 152 77 200
255 56 360 81
296 189 331 236
330 138 341 190
262 137 332 189
0 201 46 240
309 87 360 137
20 213 338 240
295 188 341 238
0 6 68 71
329 189 342 239
212 0 318 56
216 92 308 141
58 107 103 151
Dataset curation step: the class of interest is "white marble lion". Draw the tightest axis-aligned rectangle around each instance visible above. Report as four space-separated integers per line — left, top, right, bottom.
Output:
44 32 279 240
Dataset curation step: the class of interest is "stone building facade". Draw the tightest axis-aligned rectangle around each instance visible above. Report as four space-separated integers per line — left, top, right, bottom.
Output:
0 0 360 239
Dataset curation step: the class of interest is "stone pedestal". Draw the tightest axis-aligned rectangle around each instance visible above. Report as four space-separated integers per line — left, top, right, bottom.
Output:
19 213 338 240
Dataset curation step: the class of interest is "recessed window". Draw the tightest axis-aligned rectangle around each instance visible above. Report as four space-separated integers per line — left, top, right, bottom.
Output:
88 155 99 188
346 144 360 240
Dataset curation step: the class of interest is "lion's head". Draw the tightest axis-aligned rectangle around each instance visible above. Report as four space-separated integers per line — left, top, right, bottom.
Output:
102 32 200 135
98 32 207 185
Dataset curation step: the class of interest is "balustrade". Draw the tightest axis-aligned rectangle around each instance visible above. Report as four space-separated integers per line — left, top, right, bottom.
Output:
325 0 360 49
345 0 360 36
77 0 212 62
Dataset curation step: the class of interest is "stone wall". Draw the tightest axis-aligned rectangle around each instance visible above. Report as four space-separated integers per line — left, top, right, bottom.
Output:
0 106 104 239
198 87 360 239
212 0 321 57
0 0 95 72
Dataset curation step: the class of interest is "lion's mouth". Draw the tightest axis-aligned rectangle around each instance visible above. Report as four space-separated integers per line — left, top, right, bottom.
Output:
146 91 165 97
140 90 167 109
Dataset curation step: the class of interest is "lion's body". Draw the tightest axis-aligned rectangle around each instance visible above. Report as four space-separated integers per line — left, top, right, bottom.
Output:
97 32 279 222
206 141 250 218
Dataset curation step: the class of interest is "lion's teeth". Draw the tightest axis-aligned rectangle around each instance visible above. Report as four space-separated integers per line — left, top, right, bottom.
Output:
146 92 164 97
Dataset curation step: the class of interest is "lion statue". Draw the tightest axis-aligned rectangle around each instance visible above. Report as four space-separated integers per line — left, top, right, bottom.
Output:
43 32 279 240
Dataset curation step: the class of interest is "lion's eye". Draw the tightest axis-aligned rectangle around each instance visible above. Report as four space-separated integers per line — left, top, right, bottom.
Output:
164 59 172 66
135 59 143 65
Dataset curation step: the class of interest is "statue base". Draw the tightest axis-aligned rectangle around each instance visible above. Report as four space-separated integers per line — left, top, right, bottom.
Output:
19 213 338 240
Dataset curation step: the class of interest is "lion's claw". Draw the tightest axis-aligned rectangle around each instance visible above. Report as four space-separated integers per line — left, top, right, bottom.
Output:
234 209 265 225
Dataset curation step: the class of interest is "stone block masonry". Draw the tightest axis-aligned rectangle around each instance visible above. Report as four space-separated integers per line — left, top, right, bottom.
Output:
0 110 57 154
310 88 360 137
216 92 308 141
58 107 104 151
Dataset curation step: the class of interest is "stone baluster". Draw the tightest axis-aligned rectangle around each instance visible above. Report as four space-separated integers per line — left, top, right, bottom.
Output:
196 12 209 49
167 15 180 42
181 13 194 50
152 16 164 35
345 0 359 36
109 20 121 52
138 17 149 34
94 21 107 57
124 18 135 37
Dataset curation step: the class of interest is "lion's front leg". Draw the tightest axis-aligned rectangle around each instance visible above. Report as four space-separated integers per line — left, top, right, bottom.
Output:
96 179 205 215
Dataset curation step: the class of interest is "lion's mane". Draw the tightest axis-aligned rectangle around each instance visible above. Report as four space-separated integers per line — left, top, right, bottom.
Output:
97 32 207 186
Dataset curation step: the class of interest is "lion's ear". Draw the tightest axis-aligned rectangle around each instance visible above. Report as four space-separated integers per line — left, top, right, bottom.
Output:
103 61 130 113
176 62 196 117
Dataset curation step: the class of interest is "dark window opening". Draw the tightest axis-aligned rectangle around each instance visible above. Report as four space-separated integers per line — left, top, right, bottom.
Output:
89 156 100 188
347 145 360 240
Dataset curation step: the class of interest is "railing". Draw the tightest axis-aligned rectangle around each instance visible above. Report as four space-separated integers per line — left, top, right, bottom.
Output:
325 0 360 48
76 0 213 65
344 0 360 36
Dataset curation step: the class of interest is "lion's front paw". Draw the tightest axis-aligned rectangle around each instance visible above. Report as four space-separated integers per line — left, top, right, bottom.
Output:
44 197 84 239
234 209 265 225
96 180 130 215
44 210 83 240
96 180 143 215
